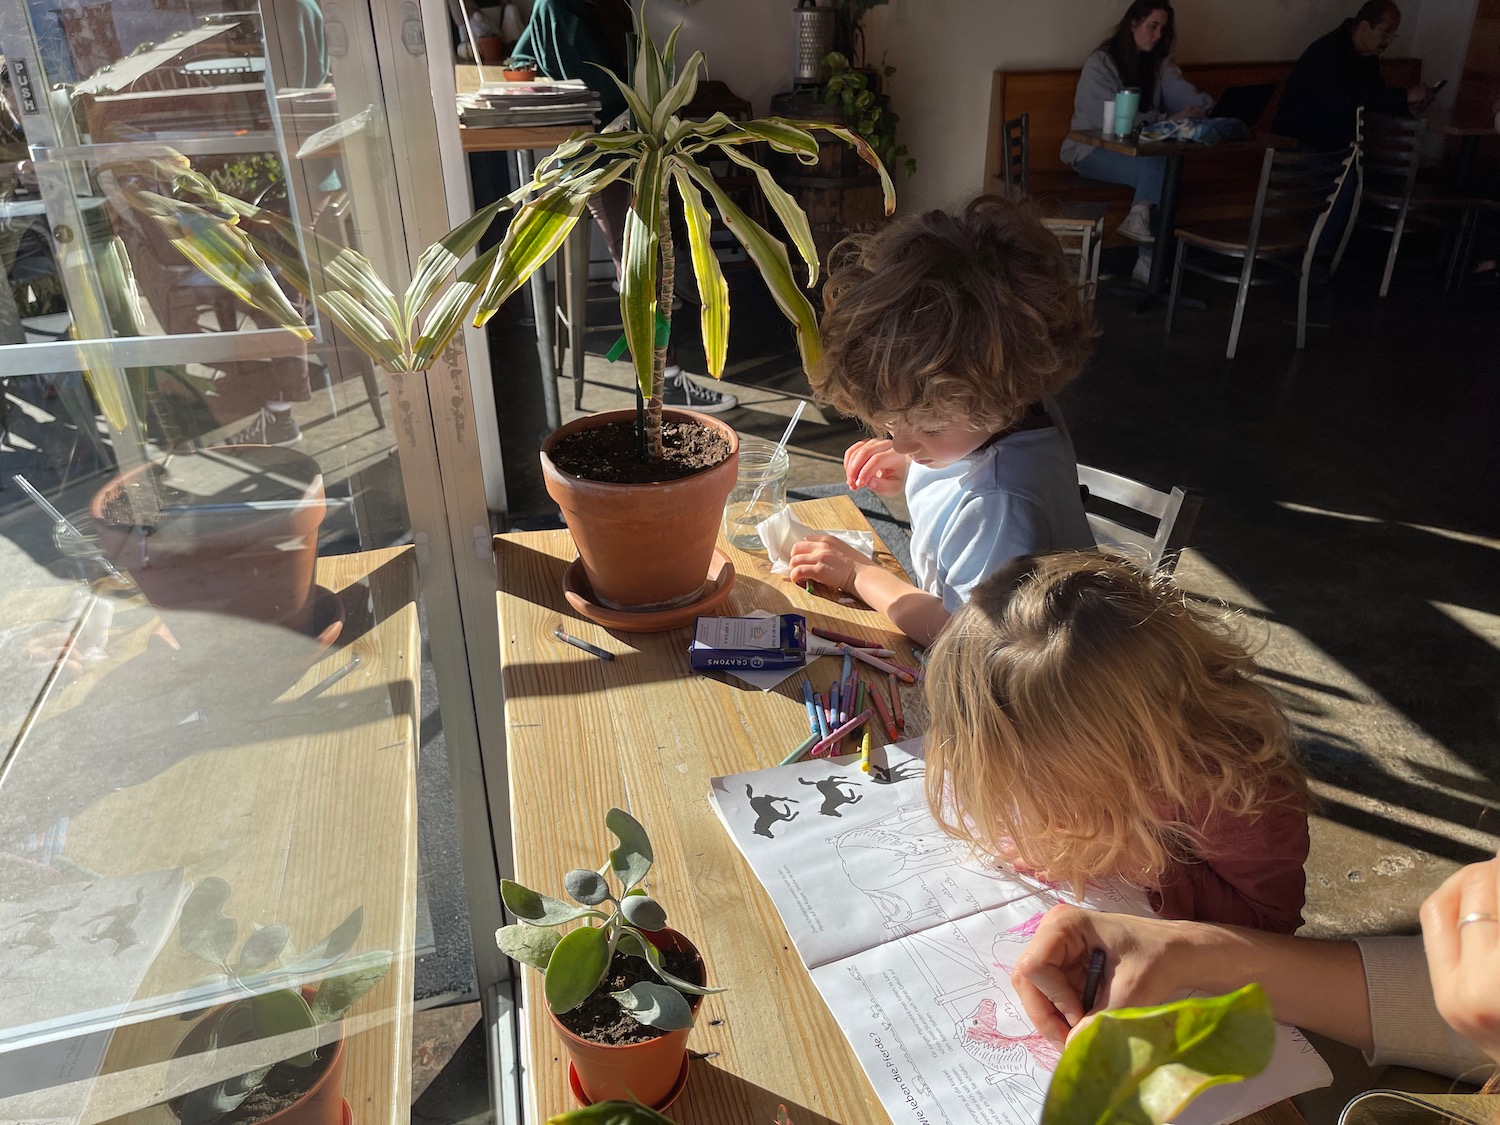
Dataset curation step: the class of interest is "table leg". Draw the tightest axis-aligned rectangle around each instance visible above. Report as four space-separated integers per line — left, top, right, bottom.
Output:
1140 154 1205 314
516 147 562 433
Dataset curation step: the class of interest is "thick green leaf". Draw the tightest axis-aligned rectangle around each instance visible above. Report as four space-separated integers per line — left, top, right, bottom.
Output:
497 923 562 971
619 894 667 931
1040 984 1276 1125
633 5 662 110
502 879 604 926
604 69 653 132
565 869 611 906
620 150 665 401
776 117 896 215
251 987 319 1067
681 119 819 161
316 290 406 371
668 185 728 373
546 1101 677 1125
611 981 694 1031
605 807 654 890
617 928 725 997
677 156 823 378
179 876 237 967
402 194 512 326
652 50 705 136
411 243 501 369
233 924 288 974
660 24 683 74
308 949 393 1024
545 926 611 1014
288 907 363 973
720 147 819 285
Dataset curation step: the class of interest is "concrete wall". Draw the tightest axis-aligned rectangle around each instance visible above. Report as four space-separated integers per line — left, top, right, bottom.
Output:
637 0 1477 214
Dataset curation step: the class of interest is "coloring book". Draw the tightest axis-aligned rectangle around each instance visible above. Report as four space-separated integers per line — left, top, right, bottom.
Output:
709 740 1331 1125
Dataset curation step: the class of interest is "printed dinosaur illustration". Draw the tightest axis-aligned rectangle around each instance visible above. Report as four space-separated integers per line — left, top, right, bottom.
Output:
798 774 864 817
746 784 801 839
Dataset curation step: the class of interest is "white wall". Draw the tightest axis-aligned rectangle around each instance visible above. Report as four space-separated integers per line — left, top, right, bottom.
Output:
640 0 1475 214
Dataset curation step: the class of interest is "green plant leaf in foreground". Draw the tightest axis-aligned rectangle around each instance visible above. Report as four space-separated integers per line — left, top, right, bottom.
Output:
502 879 605 926
610 981 694 1030
546 1101 677 1125
497 923 562 971
544 925 612 1014
606 807 654 891
1040 984 1275 1125
179 876 237 967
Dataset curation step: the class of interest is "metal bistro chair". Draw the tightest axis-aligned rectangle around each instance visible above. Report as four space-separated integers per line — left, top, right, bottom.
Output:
1000 113 1106 306
1167 141 1357 359
1331 111 1473 297
1077 464 1203 576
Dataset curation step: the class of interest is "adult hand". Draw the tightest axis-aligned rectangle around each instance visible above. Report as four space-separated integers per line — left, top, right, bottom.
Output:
1169 106 1206 122
1407 84 1435 115
1011 905 1185 1044
844 439 908 496
1420 855 1500 1063
788 534 873 593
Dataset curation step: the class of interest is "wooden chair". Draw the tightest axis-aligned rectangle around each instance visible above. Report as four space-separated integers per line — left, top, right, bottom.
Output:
1331 112 1473 297
1166 140 1358 359
999 113 1106 305
1077 464 1203 575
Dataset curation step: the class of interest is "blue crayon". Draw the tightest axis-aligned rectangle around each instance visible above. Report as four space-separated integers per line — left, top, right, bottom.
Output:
801 680 820 735
813 692 831 739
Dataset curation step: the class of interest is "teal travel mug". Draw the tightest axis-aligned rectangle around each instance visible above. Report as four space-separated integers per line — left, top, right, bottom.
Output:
1114 87 1141 136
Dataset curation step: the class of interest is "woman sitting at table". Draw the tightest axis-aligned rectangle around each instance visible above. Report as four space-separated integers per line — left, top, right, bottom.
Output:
1060 2 1213 284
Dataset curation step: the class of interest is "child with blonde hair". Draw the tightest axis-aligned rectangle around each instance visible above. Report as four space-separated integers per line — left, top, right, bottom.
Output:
788 195 1097 647
925 551 1310 933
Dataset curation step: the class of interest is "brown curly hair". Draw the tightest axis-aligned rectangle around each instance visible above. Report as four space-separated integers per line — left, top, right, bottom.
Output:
809 194 1095 433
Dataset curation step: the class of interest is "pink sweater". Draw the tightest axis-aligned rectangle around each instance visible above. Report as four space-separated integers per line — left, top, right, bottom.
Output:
1149 793 1309 934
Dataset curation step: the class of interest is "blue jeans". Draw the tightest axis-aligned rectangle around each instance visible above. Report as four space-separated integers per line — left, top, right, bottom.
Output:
1075 147 1167 205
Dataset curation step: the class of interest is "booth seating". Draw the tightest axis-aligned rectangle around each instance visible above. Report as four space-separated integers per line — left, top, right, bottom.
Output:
984 59 1423 245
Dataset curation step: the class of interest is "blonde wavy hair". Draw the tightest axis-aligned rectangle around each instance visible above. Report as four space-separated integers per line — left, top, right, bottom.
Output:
809 194 1095 434
924 552 1308 894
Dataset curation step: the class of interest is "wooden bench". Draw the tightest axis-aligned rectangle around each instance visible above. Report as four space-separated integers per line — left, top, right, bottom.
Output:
985 59 1422 242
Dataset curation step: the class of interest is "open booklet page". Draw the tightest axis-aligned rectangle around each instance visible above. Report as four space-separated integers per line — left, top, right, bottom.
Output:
709 740 1331 1125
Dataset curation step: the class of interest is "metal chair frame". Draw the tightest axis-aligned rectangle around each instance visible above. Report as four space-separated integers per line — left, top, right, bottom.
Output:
1077 464 1203 576
1000 112 1105 307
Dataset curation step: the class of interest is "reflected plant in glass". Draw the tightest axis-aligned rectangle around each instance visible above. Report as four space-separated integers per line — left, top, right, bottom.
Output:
171 877 392 1125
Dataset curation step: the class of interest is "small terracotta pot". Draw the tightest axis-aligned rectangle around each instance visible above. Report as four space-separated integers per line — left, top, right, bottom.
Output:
540 409 739 612
502 66 537 82
550 928 705 1108
476 36 504 65
172 1002 346 1125
91 446 326 634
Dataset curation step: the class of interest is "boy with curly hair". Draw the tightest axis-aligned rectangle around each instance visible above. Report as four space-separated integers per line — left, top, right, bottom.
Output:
788 195 1097 646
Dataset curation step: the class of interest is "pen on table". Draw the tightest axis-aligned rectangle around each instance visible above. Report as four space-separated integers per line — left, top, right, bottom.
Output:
780 731 819 766
869 684 899 741
813 692 830 739
838 642 917 684
300 652 362 700
1080 948 1107 1014
810 707 874 758
888 672 906 731
801 680 820 735
553 626 614 661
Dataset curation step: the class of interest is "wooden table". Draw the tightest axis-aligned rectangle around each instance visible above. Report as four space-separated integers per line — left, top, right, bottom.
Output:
1065 128 1292 307
0 548 420 1125
1427 111 1498 192
494 497 1305 1125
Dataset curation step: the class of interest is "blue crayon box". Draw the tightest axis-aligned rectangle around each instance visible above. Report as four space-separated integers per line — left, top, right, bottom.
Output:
689 614 807 672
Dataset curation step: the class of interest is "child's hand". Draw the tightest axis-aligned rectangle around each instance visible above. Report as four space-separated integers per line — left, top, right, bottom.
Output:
999 840 1058 883
1420 854 1500 1063
845 439 909 496
788 534 873 593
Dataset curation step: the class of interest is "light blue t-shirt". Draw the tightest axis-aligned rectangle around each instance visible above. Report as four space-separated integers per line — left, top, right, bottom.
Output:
906 426 1096 612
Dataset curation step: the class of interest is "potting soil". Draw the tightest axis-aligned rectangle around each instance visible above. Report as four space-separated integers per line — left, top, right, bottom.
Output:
550 420 731 485
555 944 703 1046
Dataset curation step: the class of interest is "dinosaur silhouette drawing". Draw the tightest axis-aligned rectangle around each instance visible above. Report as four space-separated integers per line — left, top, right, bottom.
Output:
746 784 800 839
798 774 864 817
82 887 147 955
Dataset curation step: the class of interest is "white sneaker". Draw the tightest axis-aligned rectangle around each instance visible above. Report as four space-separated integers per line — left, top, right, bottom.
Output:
1132 256 1152 285
662 369 738 414
1117 207 1154 243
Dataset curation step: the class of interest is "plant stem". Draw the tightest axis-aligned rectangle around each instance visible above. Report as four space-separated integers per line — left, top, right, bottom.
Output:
647 186 673 461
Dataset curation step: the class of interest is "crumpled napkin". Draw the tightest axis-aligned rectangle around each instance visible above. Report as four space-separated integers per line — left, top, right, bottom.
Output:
756 506 875 573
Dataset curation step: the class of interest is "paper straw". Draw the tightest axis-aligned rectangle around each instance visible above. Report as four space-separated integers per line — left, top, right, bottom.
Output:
743 400 807 514
838 642 916 684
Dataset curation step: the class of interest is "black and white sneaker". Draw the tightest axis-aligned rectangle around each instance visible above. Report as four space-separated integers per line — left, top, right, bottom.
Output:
661 366 738 414
225 406 302 446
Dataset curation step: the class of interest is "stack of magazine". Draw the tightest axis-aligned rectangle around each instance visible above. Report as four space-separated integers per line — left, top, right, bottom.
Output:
458 77 600 128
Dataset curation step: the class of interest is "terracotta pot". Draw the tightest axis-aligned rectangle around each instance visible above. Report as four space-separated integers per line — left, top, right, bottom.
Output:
91 446 326 634
502 66 537 82
476 36 504 64
551 928 705 1108
172 1003 346 1125
540 409 739 612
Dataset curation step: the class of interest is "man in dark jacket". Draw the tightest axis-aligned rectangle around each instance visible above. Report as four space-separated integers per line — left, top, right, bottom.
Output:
1273 1 1433 151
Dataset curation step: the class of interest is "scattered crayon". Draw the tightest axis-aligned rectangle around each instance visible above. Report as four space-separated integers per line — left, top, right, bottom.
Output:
780 732 820 766
811 708 874 758
869 684 899 741
838 642 916 684
888 672 906 730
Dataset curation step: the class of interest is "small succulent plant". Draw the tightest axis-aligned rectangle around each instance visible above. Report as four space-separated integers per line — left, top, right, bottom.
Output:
174 877 392 1125
497 808 723 1031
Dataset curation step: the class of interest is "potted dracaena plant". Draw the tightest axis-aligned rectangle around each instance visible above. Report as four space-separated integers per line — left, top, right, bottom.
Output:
170 877 392 1125
542 985 1275 1125
130 1 892 621
497 808 724 1110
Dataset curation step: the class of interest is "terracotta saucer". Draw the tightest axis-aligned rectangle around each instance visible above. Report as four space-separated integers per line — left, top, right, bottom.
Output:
563 550 735 633
568 1054 691 1110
